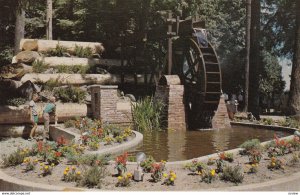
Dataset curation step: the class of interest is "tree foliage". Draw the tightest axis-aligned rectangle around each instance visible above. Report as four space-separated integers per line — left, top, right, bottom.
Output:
0 0 294 112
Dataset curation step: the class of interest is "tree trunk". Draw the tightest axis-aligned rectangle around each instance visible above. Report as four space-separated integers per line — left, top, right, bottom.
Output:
14 8 25 55
46 0 53 40
20 73 152 85
20 39 105 54
244 0 251 112
249 0 261 119
288 0 300 115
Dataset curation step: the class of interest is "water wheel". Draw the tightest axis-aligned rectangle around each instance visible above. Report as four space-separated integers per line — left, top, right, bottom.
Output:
171 29 222 129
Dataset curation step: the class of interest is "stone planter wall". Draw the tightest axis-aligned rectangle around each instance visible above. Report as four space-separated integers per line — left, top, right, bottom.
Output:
90 85 132 125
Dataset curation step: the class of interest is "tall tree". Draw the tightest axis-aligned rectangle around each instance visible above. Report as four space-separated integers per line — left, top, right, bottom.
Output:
249 0 261 118
244 0 251 111
46 0 53 40
288 0 300 115
14 2 25 55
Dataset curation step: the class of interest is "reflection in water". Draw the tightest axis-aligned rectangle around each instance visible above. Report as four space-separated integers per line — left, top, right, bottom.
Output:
167 129 187 160
212 129 230 153
129 127 291 161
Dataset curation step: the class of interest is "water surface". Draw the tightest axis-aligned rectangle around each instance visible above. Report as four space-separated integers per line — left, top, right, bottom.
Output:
129 126 291 161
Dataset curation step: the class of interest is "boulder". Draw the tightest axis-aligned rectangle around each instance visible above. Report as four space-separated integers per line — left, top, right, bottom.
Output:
15 51 40 64
0 63 33 80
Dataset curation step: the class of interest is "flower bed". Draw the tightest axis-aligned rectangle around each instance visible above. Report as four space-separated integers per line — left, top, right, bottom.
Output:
1 130 300 191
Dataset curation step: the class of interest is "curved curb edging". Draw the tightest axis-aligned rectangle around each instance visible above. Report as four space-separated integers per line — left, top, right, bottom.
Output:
50 126 143 156
86 130 143 156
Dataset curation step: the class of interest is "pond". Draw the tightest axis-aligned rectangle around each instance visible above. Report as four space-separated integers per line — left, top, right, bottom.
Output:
129 126 292 162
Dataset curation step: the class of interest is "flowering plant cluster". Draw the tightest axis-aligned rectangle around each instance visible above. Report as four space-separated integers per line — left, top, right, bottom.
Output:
207 157 216 166
162 171 177 186
115 152 128 176
62 166 82 182
22 157 38 172
104 136 114 145
267 134 293 157
184 160 206 175
246 163 259 174
39 162 54 177
267 157 285 170
150 160 166 182
248 148 262 164
201 168 217 184
56 136 68 147
216 158 225 173
219 152 234 162
116 172 132 187
140 155 156 173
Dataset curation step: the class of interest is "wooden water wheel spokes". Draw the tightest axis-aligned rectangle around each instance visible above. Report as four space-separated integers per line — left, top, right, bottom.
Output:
182 38 204 85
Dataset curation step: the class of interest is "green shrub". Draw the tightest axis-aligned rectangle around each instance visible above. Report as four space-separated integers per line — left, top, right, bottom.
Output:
53 86 86 103
77 166 107 189
64 119 77 128
239 139 262 155
184 160 207 174
32 60 49 73
220 165 244 184
278 118 300 129
77 154 111 166
131 96 164 132
0 46 13 65
289 152 300 165
46 44 68 57
38 78 62 91
140 156 156 173
1 148 31 167
261 118 274 125
6 97 26 107
74 45 92 58
201 168 217 184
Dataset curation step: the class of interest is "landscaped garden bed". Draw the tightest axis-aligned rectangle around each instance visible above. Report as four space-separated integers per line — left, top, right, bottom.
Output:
1 124 300 190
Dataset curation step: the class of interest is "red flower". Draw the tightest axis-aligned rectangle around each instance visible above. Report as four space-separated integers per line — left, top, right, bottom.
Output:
56 136 67 146
37 141 44 152
115 152 128 166
55 151 62 157
218 152 226 160
81 135 88 141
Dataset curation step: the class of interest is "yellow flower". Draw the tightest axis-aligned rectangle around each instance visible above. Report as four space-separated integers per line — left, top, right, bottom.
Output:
65 167 70 171
163 173 168 178
251 164 255 167
72 166 76 170
170 177 175 182
51 163 55 167
161 160 166 164
40 163 44 166
76 171 81 175
45 166 49 170
126 173 132 178
271 162 276 166
117 176 123 181
210 169 216 176
63 171 68 175
34 159 38 163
